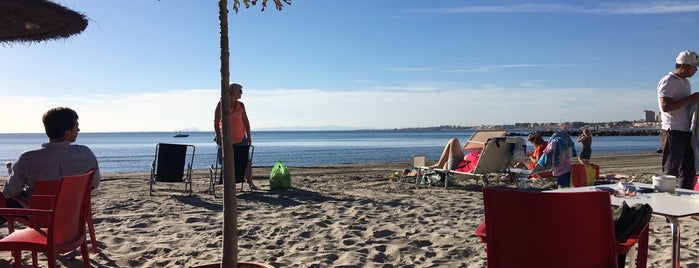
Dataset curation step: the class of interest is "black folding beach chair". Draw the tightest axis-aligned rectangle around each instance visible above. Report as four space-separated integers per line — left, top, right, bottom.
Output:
149 143 195 196
209 144 254 197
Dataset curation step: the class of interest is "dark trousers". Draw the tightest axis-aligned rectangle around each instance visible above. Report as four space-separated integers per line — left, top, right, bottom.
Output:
661 130 696 189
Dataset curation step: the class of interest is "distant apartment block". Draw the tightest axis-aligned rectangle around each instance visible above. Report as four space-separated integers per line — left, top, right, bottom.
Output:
643 110 655 122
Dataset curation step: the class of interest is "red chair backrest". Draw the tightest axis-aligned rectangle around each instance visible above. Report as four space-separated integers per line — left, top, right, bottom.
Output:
29 178 82 227
33 180 61 195
49 170 92 247
482 188 618 268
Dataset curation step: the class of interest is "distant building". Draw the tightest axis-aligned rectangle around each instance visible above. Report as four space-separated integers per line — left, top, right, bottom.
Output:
643 110 655 122
514 123 531 128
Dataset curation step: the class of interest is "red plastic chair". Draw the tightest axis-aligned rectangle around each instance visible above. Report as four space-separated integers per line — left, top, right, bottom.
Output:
0 170 93 268
474 188 649 268
7 179 99 254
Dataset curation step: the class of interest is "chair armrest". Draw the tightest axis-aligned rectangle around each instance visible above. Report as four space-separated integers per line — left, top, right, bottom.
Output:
615 222 649 254
614 222 649 268
615 238 637 254
475 222 487 243
0 207 52 218
0 207 53 232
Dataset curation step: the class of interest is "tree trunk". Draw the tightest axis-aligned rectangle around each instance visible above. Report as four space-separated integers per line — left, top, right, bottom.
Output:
218 1 238 267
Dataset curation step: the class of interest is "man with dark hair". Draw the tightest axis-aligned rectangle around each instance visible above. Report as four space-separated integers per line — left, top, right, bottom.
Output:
658 50 699 189
2 107 100 211
43 106 80 139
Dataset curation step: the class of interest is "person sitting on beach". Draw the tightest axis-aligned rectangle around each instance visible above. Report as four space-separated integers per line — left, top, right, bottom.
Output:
515 132 552 179
213 83 257 190
1 107 101 217
577 129 592 165
428 138 481 173
532 130 577 188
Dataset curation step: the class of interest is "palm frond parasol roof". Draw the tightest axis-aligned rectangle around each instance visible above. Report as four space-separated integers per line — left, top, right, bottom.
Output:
0 0 87 44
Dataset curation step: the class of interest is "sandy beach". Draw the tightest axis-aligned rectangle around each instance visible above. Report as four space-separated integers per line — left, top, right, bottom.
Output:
0 152 696 267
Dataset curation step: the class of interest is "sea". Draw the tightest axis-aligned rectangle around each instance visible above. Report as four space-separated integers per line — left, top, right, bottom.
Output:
0 130 662 174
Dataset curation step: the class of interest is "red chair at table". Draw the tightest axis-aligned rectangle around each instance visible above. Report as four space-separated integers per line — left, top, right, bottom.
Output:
0 170 93 268
6 177 99 254
474 188 649 268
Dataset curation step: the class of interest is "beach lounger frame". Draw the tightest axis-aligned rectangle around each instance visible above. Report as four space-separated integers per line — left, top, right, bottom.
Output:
462 130 507 151
413 130 509 188
149 143 195 196
415 136 524 188
444 136 521 187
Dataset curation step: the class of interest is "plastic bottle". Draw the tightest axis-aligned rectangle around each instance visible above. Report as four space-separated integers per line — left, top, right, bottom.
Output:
518 171 529 190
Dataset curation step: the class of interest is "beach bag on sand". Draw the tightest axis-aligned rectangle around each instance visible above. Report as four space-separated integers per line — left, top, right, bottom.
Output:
270 160 291 190
570 163 599 187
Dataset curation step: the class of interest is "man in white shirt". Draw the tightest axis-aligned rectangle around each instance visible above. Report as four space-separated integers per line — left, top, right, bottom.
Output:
658 50 699 189
2 107 100 214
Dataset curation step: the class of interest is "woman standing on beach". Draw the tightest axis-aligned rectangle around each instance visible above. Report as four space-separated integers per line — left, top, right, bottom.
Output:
577 129 592 164
214 83 256 190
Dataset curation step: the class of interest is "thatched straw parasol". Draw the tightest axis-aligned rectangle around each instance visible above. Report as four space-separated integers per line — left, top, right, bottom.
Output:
0 0 88 43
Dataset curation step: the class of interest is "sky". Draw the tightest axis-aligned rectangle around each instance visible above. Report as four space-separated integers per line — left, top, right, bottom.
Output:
1 0 699 133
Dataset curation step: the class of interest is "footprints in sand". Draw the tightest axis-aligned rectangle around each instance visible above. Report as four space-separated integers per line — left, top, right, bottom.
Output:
224 176 481 267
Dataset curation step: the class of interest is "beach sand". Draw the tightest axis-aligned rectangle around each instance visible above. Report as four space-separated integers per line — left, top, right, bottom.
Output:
0 152 695 267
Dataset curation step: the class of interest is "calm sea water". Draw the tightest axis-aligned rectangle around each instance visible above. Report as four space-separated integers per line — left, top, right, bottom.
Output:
0 130 662 174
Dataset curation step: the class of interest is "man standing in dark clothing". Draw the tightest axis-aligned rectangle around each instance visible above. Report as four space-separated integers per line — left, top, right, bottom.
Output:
658 50 699 189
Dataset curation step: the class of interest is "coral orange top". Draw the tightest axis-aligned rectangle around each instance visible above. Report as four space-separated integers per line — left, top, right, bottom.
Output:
217 102 247 144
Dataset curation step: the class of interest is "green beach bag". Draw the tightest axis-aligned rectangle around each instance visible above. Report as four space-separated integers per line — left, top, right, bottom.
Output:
270 160 291 190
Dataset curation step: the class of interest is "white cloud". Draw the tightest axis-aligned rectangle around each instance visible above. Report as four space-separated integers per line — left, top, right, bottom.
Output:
0 85 655 133
408 2 699 15
410 4 575 14
384 67 437 72
593 2 699 14
443 64 579 73
0 89 219 133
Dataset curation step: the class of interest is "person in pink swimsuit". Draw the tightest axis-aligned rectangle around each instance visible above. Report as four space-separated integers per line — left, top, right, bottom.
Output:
428 138 481 173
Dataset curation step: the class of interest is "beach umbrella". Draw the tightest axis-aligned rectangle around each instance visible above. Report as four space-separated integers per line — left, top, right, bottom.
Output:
0 0 88 44
217 1 290 267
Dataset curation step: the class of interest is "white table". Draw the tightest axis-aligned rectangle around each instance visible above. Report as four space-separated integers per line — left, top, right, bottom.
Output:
547 183 699 268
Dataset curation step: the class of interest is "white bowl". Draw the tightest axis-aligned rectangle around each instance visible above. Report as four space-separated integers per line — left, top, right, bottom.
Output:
652 175 678 192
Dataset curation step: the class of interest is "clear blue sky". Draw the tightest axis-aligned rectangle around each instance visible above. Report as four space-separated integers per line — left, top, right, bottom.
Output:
1 0 698 133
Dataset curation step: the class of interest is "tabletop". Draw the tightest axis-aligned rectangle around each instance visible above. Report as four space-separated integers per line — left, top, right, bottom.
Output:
547 183 699 218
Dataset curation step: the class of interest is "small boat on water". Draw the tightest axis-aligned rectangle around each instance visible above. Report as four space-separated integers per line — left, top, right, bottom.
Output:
173 132 189 138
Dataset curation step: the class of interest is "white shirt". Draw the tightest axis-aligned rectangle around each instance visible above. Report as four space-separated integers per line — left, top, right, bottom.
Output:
3 141 101 202
658 72 692 132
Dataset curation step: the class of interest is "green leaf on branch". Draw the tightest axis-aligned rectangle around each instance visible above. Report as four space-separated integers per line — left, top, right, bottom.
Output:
233 0 291 12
